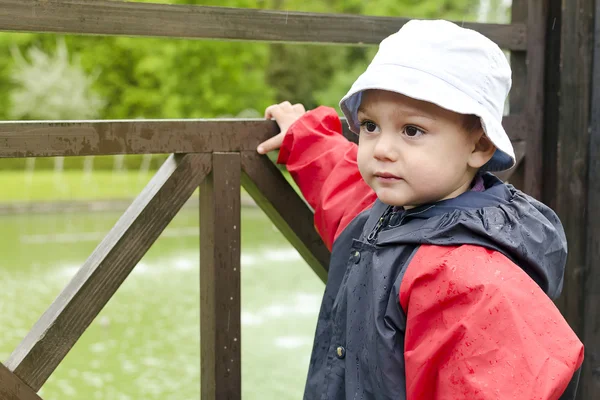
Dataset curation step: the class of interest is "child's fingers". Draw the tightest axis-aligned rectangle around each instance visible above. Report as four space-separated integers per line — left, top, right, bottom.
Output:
265 101 293 119
260 101 304 154
257 133 284 154
292 103 305 113
264 104 278 119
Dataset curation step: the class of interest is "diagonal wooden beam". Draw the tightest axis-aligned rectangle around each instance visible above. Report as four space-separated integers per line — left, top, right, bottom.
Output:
0 0 526 50
241 151 330 282
4 153 212 391
0 363 43 400
200 153 241 399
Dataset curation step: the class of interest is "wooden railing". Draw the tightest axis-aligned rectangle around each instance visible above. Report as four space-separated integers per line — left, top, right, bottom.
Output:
0 0 545 399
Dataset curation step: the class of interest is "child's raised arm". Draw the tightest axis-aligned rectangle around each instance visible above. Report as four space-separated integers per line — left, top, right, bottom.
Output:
258 102 376 250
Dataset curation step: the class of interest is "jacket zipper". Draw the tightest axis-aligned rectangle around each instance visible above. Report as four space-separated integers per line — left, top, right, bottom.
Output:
367 205 436 244
367 206 394 243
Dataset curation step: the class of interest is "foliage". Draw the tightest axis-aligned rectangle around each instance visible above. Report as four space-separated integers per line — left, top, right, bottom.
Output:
9 38 104 120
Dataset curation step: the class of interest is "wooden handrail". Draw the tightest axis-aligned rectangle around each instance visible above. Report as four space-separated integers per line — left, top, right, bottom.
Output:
0 0 527 50
0 115 527 158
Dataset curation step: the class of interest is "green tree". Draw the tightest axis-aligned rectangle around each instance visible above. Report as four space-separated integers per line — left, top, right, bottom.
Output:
0 0 481 122
9 38 104 120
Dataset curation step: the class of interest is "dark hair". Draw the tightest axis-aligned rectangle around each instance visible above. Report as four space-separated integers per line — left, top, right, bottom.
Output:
463 114 482 133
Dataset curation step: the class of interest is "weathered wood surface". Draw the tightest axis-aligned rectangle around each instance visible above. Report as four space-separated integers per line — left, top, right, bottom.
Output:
542 0 561 208
506 0 527 195
510 0 527 115
0 115 527 158
0 0 526 50
0 119 279 158
522 0 546 199
4 153 212 391
0 363 42 400
503 0 527 197
241 151 329 282
544 0 592 341
582 0 600 396
200 153 241 400
543 3 595 397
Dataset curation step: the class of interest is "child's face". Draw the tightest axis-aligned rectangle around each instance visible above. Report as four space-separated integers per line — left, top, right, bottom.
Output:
356 90 491 208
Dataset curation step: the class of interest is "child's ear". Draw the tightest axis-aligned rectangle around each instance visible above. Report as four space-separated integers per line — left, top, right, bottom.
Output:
468 130 496 169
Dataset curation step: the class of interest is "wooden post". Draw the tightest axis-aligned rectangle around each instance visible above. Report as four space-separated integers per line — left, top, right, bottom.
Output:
506 0 527 191
523 0 546 199
200 152 242 400
582 0 600 396
543 0 594 398
510 0 527 114
544 0 593 336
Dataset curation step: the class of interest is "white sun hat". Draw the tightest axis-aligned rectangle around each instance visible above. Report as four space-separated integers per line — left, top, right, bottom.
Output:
339 19 515 172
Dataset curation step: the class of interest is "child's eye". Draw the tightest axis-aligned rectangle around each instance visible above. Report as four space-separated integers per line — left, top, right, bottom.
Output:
360 120 380 133
404 125 425 138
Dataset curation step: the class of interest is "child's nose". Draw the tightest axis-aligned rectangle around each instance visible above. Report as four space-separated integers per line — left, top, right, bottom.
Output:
372 133 398 161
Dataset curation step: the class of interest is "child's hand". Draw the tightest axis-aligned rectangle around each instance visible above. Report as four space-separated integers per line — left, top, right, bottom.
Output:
257 101 306 154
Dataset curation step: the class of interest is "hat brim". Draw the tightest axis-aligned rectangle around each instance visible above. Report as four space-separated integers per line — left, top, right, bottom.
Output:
339 64 515 172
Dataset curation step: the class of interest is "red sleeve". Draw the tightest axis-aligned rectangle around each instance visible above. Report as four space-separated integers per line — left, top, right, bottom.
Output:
277 106 376 250
399 245 584 400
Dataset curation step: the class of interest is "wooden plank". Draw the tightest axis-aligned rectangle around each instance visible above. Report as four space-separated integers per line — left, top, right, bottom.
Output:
200 153 241 400
541 0 561 206
0 0 527 50
0 115 527 158
499 0 526 195
509 0 527 114
0 119 280 158
522 0 546 199
582 0 600 396
544 0 593 345
495 140 526 182
241 151 329 282
4 153 212 391
0 363 43 400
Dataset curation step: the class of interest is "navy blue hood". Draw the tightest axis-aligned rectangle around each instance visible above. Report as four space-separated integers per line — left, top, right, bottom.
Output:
374 173 567 299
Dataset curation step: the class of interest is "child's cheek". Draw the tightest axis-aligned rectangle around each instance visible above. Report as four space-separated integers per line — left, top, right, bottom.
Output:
356 145 371 179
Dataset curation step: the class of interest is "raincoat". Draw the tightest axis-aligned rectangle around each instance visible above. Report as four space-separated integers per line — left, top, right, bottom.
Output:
277 106 585 400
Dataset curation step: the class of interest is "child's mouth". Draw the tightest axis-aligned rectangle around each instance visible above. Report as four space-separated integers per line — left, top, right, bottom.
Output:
374 172 402 181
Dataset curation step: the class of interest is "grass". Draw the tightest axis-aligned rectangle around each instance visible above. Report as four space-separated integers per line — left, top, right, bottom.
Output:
0 170 157 202
0 168 300 203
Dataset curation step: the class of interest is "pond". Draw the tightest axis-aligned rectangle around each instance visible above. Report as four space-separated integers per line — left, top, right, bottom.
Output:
0 203 324 399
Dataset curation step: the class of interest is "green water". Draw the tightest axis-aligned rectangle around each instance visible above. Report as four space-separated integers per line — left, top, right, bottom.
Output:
0 204 324 399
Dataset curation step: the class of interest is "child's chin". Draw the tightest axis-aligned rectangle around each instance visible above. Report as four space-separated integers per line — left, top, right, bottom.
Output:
375 191 409 207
